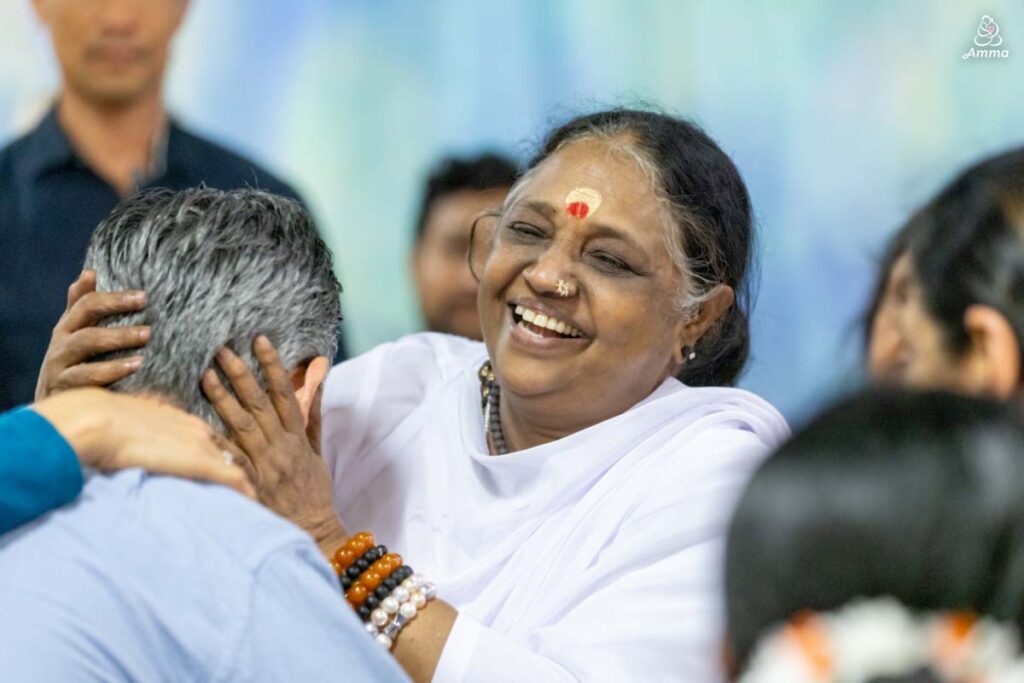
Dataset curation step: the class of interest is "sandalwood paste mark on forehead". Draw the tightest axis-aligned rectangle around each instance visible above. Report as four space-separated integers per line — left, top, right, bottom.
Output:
565 187 603 219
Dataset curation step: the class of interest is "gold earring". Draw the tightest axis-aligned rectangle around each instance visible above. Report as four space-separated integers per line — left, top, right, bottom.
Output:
556 279 571 297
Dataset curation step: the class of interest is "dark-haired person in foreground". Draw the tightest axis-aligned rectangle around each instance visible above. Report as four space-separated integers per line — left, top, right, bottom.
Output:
866 147 1024 397
0 189 406 682
412 153 517 340
725 389 1024 682
38 109 790 681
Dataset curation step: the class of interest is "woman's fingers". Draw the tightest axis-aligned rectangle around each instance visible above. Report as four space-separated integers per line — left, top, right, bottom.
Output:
200 343 339 539
37 276 149 401
60 290 146 334
253 335 306 433
52 326 150 367
200 368 269 453
55 356 143 389
65 270 97 310
214 347 285 439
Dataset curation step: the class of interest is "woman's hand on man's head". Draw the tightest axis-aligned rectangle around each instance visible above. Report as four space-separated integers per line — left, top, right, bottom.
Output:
202 336 347 556
35 270 149 400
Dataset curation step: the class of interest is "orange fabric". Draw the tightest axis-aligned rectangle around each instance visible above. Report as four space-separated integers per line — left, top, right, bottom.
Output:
934 612 979 672
784 613 832 679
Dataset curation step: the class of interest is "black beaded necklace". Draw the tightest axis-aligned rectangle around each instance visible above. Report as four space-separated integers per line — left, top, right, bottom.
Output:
478 361 509 455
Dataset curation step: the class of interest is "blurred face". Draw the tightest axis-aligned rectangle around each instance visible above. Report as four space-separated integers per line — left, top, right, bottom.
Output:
868 252 966 388
476 139 691 416
34 0 186 106
413 188 509 340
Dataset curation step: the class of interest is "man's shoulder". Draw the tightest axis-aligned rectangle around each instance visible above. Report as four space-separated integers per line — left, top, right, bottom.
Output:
1 470 313 573
0 125 42 176
0 470 330 681
170 123 303 202
114 470 313 566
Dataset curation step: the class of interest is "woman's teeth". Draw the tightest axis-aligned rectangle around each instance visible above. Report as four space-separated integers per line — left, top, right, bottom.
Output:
514 305 582 338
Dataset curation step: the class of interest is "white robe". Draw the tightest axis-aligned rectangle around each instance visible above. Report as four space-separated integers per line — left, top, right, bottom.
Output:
322 333 789 682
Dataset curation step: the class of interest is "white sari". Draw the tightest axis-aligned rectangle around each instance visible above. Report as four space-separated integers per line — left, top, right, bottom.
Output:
322 333 789 682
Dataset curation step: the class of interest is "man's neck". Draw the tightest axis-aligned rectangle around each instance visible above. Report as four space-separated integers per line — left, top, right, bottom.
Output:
57 87 166 197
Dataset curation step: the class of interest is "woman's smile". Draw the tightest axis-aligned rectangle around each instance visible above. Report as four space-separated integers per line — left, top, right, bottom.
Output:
504 299 590 353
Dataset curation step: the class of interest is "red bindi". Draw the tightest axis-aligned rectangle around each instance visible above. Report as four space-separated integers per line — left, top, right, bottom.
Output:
567 201 590 218
564 188 602 219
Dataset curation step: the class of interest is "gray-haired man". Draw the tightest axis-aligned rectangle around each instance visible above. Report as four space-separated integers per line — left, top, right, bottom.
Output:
0 188 407 682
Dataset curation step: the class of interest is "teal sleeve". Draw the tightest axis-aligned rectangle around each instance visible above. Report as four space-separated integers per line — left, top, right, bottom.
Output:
0 408 84 534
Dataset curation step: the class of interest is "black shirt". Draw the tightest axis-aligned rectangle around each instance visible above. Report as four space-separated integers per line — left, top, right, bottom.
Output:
0 108 345 410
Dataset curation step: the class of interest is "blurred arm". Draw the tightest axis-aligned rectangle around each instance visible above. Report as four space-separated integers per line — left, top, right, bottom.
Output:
0 405 83 534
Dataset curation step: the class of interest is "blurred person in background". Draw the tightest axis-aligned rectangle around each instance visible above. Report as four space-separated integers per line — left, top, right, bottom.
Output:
39 108 790 682
725 389 1024 682
412 153 517 340
866 147 1024 399
0 0 343 412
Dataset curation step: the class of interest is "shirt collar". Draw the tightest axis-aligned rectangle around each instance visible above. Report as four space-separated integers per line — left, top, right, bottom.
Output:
24 105 178 185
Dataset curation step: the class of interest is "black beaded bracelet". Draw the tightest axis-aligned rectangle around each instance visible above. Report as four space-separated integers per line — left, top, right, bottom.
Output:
360 566 414 621
339 545 387 590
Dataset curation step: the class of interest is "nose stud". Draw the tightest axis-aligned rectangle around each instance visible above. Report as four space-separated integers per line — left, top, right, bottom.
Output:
556 279 571 298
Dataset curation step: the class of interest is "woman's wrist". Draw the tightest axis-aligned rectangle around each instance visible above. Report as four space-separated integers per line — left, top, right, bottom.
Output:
308 513 349 557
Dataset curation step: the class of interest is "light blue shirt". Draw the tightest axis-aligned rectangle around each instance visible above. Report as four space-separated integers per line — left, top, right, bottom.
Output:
0 470 409 682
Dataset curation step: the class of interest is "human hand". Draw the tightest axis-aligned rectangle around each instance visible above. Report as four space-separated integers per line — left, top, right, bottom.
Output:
35 271 149 401
32 388 255 498
201 336 346 552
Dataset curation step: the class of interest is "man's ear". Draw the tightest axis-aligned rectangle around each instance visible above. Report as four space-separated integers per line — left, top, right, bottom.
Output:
290 356 331 427
671 285 735 366
962 304 1021 399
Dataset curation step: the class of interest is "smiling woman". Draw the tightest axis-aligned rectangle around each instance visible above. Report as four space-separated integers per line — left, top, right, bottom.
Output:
298 109 789 681
35 108 790 682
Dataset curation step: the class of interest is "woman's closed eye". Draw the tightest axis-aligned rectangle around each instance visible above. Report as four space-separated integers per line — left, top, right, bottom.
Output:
587 250 635 275
504 221 549 241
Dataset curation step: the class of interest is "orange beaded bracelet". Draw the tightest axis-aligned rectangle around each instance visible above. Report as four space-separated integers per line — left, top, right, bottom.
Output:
346 553 403 607
330 531 376 574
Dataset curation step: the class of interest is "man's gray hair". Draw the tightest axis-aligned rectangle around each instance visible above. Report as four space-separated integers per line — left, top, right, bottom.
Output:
84 187 341 430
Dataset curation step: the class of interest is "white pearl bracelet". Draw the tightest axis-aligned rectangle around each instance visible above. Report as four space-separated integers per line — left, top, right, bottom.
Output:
364 573 437 650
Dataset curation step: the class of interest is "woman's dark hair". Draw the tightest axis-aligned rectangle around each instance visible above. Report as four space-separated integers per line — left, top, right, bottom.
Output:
863 148 1024 357
725 388 1024 671
527 108 755 387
